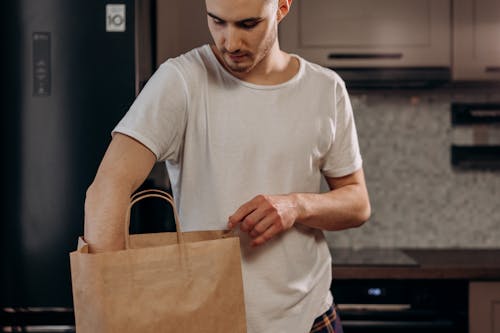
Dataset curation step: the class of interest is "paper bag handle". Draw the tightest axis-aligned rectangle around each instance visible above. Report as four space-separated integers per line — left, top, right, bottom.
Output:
124 189 184 249
131 188 174 202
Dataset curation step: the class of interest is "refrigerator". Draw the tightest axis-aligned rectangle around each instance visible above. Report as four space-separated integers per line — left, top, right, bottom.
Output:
1 0 172 331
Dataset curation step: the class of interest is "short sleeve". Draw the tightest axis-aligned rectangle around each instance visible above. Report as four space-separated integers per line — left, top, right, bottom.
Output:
321 81 363 178
112 61 188 162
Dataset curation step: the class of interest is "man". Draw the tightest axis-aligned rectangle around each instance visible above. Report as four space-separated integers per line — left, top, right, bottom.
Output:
84 0 371 332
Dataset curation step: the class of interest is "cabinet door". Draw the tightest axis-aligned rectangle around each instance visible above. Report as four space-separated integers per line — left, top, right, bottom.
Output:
156 0 211 64
453 0 500 80
279 0 450 68
469 282 500 333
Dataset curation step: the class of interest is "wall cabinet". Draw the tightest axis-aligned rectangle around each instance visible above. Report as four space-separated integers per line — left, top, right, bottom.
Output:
155 0 500 83
453 0 500 81
279 0 451 68
469 282 500 333
156 0 211 65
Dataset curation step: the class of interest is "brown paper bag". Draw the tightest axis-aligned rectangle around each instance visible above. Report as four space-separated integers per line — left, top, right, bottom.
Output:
70 189 247 332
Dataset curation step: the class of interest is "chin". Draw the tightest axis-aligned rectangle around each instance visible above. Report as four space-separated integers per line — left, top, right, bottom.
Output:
229 65 253 73
224 59 254 73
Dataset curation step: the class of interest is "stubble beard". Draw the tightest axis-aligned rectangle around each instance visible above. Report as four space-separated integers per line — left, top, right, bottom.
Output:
221 27 277 75
222 52 254 73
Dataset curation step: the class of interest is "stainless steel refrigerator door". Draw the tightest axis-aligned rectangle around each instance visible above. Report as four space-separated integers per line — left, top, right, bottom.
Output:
2 0 138 308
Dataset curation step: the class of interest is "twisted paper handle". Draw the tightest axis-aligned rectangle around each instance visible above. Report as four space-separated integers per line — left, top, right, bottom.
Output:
124 189 184 249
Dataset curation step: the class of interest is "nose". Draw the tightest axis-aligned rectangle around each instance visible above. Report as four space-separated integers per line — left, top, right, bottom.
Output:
224 26 242 53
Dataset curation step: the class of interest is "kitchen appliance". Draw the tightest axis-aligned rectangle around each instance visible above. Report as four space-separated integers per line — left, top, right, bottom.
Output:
451 102 500 169
1 0 170 331
333 279 468 333
331 249 468 333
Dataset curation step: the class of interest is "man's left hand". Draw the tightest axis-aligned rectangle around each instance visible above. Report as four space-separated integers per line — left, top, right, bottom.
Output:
228 194 299 247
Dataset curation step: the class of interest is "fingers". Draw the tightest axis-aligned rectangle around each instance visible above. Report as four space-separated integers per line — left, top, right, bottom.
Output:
239 211 261 233
251 224 281 247
228 195 268 230
228 198 257 229
249 214 274 237
228 194 296 247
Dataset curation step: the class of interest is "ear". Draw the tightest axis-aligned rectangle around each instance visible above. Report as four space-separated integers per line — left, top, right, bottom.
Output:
276 0 292 23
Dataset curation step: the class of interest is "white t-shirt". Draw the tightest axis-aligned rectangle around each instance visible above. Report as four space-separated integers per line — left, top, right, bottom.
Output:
114 45 362 333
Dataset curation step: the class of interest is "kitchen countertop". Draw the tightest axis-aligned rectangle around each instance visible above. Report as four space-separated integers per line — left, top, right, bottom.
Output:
330 248 500 280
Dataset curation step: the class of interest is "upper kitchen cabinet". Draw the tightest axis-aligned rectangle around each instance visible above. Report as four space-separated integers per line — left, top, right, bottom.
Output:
156 0 211 65
279 0 451 69
453 0 500 81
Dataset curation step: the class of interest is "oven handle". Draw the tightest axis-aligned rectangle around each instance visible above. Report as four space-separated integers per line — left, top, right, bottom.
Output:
338 303 411 312
342 319 455 328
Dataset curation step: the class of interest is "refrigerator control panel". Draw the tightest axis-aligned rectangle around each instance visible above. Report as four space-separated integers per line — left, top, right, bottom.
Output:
33 32 51 97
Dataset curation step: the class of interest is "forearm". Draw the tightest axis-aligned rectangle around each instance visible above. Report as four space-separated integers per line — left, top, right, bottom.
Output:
292 183 371 231
228 169 370 246
84 179 133 253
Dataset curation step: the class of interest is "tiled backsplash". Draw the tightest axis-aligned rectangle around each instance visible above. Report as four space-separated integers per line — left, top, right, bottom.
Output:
325 86 500 249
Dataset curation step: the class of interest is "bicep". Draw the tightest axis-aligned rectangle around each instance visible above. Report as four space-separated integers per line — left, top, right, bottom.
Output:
95 133 156 191
325 168 367 191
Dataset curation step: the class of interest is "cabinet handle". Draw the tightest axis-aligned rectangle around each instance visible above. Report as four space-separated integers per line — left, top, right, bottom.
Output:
328 53 403 60
485 66 500 73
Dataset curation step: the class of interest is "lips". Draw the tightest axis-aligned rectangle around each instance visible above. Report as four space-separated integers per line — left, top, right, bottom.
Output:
228 53 248 62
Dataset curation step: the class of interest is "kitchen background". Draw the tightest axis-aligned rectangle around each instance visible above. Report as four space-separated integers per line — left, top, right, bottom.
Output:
327 88 500 249
2 0 500 331
157 0 500 249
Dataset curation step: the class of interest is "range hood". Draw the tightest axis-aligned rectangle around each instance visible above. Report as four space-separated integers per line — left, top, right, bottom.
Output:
334 67 451 89
279 0 451 88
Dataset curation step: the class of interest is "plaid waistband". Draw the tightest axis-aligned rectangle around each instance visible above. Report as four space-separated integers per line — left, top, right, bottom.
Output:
310 306 337 333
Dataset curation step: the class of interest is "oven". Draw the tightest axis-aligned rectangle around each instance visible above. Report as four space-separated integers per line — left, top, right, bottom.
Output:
332 279 468 333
